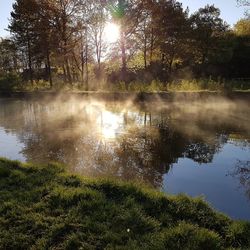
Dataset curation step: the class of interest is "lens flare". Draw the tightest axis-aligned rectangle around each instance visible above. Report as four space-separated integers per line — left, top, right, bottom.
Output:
104 22 120 43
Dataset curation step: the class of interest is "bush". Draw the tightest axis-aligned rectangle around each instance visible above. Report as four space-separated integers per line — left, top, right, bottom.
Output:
168 78 225 92
0 73 21 93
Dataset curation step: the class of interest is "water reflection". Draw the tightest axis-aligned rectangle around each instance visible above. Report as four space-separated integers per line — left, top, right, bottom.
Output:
230 160 250 200
0 96 250 218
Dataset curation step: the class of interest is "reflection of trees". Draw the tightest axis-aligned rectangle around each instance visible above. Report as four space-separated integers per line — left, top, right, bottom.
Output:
184 142 218 163
231 160 250 200
183 134 228 163
228 134 250 148
0 98 249 188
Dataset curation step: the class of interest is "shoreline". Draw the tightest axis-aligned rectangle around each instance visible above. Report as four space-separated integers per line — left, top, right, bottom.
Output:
1 90 250 102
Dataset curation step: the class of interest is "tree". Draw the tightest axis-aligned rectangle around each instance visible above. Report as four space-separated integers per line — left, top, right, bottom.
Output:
108 0 143 81
135 2 156 69
6 0 250 87
45 0 83 84
234 18 250 36
87 0 108 78
9 0 61 86
9 0 41 81
237 0 250 6
190 5 229 68
230 18 250 77
33 0 61 87
0 38 19 74
153 0 189 75
237 0 250 18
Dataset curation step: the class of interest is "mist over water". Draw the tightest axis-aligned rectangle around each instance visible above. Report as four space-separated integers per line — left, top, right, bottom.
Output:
0 94 250 220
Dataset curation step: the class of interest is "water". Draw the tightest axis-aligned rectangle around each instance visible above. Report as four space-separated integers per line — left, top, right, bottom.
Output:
0 95 249 220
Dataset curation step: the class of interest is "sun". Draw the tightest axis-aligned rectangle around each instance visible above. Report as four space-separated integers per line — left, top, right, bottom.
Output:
104 22 120 43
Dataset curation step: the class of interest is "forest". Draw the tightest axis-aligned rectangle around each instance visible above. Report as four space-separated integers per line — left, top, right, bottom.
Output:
0 0 249 92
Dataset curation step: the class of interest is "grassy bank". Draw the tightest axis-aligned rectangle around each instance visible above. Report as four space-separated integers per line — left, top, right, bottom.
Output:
20 79 250 93
0 73 249 93
106 79 250 93
0 158 250 249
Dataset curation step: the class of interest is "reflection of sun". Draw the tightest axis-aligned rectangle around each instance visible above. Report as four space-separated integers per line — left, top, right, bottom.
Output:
104 22 120 43
100 111 121 139
83 104 122 140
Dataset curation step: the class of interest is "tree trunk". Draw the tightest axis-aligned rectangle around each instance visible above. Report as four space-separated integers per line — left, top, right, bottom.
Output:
144 46 147 69
120 29 127 88
65 58 72 84
143 21 147 68
81 50 84 84
161 53 165 66
46 49 52 88
63 65 66 83
85 39 89 91
150 28 154 63
80 32 84 85
27 38 33 83
169 58 173 74
121 30 126 72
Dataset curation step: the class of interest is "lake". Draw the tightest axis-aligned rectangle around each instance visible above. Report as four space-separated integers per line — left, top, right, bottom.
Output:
0 94 249 220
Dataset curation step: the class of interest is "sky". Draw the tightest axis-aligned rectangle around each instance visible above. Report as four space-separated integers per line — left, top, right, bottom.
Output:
0 0 247 38
181 0 246 25
0 0 14 38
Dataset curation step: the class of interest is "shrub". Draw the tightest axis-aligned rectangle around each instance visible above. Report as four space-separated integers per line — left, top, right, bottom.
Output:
0 73 21 92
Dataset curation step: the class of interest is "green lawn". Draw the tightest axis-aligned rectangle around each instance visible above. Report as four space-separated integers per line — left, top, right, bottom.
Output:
0 158 250 249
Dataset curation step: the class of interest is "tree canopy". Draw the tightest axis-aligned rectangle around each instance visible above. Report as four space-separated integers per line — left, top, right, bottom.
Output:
0 0 249 89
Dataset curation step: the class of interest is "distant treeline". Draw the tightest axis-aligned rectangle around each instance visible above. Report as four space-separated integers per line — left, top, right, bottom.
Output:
0 0 250 90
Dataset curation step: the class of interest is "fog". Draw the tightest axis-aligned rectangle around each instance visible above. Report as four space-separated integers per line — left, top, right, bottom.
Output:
0 94 249 183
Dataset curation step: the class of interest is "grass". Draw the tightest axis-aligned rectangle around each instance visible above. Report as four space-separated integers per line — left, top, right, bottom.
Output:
0 158 250 249
1 73 249 94
109 79 250 93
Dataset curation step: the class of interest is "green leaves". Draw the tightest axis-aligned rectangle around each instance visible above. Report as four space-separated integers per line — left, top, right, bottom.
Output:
108 0 127 20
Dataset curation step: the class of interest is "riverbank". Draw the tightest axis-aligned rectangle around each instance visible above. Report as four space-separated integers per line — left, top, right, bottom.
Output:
0 158 249 249
1 90 250 103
